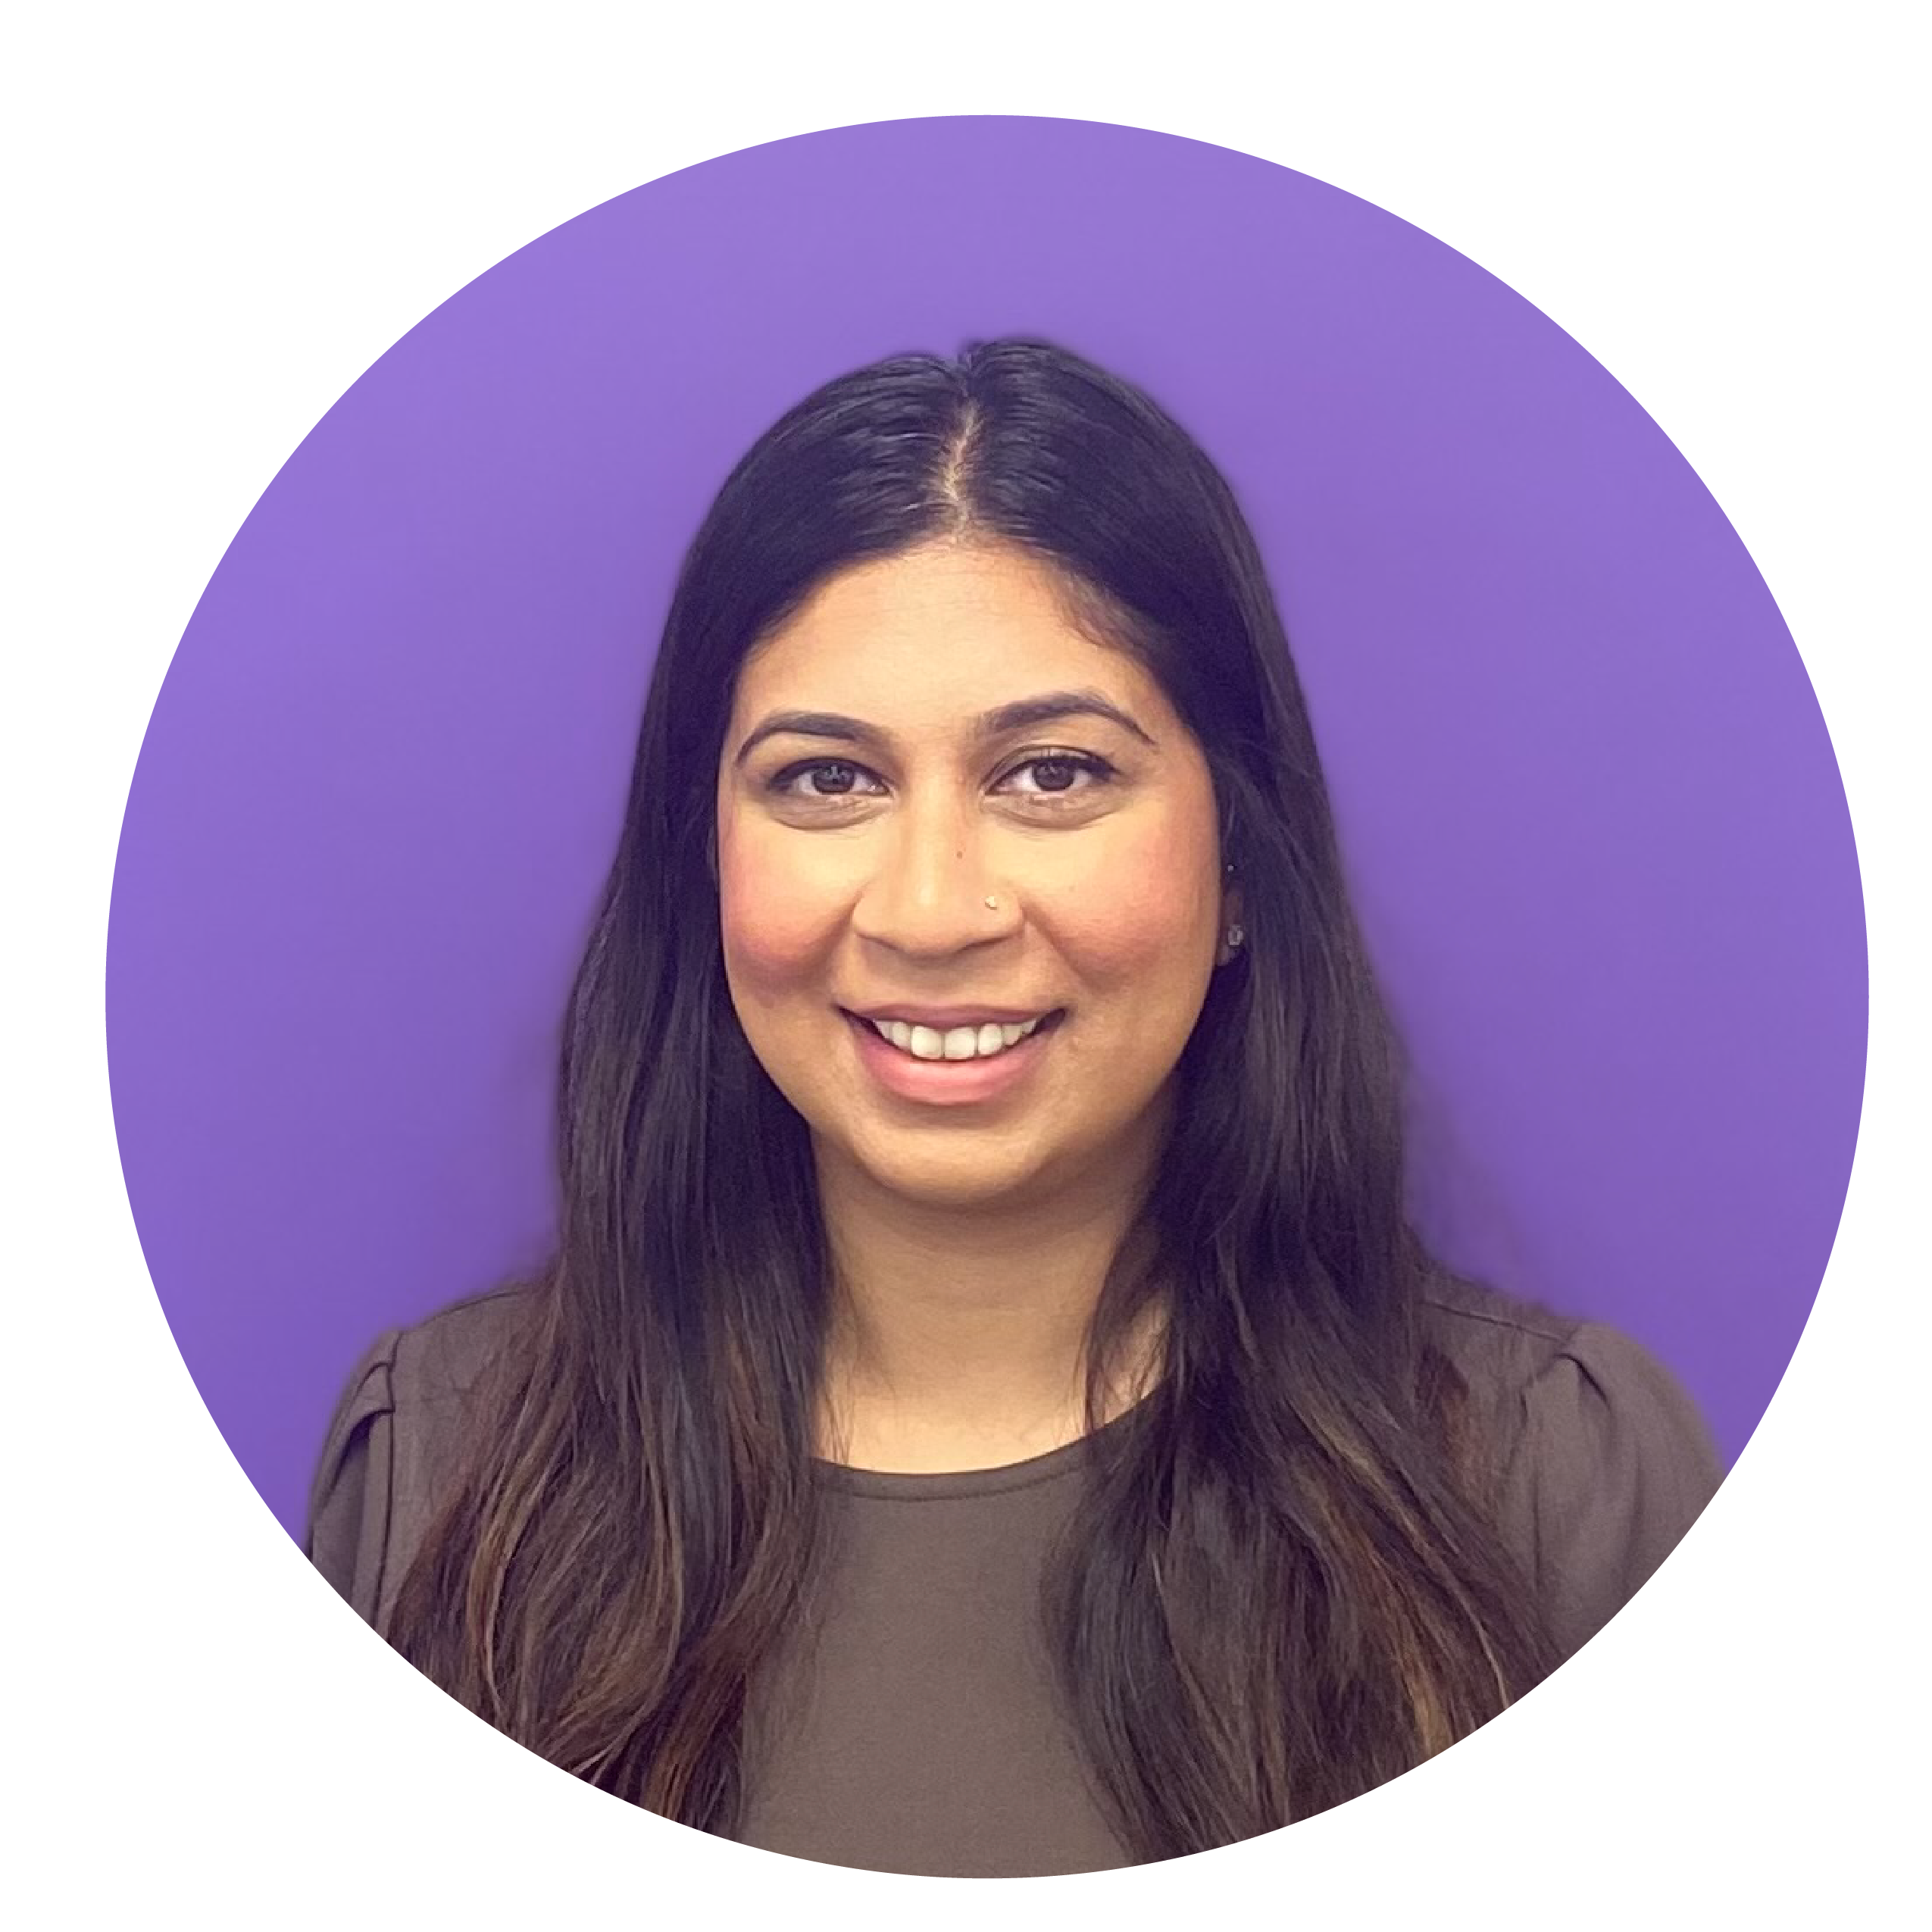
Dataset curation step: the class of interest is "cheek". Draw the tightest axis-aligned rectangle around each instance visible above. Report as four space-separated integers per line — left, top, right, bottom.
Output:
717 828 841 1001
1056 824 1218 992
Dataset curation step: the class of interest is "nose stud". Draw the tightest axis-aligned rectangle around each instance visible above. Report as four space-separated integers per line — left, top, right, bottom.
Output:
985 895 999 910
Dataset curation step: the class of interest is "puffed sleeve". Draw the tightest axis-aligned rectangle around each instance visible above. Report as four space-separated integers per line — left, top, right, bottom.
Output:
1500 1323 1726 1660
303 1329 403 1625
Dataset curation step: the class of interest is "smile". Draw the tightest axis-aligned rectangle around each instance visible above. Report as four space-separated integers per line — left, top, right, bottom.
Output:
866 1014 1047 1061
840 1008 1066 1105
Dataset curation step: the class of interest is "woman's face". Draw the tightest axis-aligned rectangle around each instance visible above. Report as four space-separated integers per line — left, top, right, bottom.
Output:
714 541 1236 1214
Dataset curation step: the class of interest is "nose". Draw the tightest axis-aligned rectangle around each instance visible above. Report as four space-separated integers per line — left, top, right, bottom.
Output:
849 817 1013 957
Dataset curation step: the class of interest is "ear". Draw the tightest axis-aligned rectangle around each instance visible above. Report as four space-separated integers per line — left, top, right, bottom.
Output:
1215 868 1246 968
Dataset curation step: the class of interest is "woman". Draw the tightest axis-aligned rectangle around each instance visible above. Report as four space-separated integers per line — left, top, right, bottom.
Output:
307 338 1722 1877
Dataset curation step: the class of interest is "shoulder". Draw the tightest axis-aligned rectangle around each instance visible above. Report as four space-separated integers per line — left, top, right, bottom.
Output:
1420 1272 1581 1391
386 1283 536 1408
305 1285 536 1624
1421 1275 1726 1658
1421 1273 1715 1446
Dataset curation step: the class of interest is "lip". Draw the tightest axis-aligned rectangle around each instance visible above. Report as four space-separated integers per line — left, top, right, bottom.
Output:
843 1008 1063 1106
849 1002 1056 1027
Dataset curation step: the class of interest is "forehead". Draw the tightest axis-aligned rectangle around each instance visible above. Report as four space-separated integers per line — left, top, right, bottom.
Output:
731 542 1165 723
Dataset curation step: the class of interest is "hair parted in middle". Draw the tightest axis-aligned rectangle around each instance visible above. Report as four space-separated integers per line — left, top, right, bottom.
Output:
383 338 1560 1859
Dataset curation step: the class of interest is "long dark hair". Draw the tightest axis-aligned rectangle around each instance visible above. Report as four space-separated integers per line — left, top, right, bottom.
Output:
386 339 1558 1857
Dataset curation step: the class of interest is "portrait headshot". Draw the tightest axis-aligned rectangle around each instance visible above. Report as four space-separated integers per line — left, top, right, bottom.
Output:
105 117 1865 1880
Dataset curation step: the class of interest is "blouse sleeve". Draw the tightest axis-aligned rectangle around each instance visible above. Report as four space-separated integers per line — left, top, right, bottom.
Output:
303 1329 403 1626
1502 1322 1726 1660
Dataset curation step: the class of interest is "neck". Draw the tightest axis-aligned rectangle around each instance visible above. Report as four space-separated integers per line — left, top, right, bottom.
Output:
811 1132 1168 1474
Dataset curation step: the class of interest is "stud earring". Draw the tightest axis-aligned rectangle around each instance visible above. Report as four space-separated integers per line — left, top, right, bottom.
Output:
985 896 999 910
1226 924 1245 948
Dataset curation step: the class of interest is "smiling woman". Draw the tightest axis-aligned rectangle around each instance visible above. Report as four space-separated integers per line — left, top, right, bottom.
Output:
720 545 1231 1474
305 339 1722 1876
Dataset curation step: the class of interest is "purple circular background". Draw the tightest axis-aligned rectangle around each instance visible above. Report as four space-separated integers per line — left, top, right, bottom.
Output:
108 117 1865 1540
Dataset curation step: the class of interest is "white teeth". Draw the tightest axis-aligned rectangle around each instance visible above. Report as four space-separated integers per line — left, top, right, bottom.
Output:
868 1014 1046 1061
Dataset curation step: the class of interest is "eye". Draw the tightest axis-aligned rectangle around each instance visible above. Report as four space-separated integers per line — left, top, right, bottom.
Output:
769 758 887 800
996 751 1116 798
764 749 1116 808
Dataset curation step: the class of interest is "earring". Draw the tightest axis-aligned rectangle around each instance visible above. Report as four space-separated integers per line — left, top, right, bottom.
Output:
1226 924 1245 948
985 896 999 910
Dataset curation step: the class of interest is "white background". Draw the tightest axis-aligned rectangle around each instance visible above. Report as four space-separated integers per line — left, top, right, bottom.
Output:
5 3 1924 1923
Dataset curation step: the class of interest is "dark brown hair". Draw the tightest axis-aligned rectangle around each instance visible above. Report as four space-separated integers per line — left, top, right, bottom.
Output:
384 339 1558 1857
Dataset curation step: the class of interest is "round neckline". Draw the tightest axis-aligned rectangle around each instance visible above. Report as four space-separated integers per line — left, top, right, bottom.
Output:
812 1390 1151 1500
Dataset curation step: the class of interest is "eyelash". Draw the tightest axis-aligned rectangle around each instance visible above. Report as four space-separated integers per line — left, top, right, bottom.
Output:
767 749 1117 806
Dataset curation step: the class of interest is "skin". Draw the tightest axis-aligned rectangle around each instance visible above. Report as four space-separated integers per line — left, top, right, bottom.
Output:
714 539 1241 1471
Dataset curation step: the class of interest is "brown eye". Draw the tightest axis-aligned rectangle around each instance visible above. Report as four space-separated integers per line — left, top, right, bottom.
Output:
999 751 1115 799
768 758 884 802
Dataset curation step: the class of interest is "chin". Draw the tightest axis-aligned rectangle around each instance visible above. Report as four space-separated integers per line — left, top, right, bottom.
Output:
833 1133 1067 1212
872 1157 1044 1211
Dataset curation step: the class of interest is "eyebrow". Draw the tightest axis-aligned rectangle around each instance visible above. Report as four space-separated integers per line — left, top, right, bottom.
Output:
732 688 1159 767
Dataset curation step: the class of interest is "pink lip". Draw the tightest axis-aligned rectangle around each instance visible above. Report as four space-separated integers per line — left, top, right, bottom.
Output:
845 1009 1060 1106
850 1002 1052 1027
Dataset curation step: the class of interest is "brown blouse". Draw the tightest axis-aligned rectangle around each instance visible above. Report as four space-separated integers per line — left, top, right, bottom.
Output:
305 1277 1724 1877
